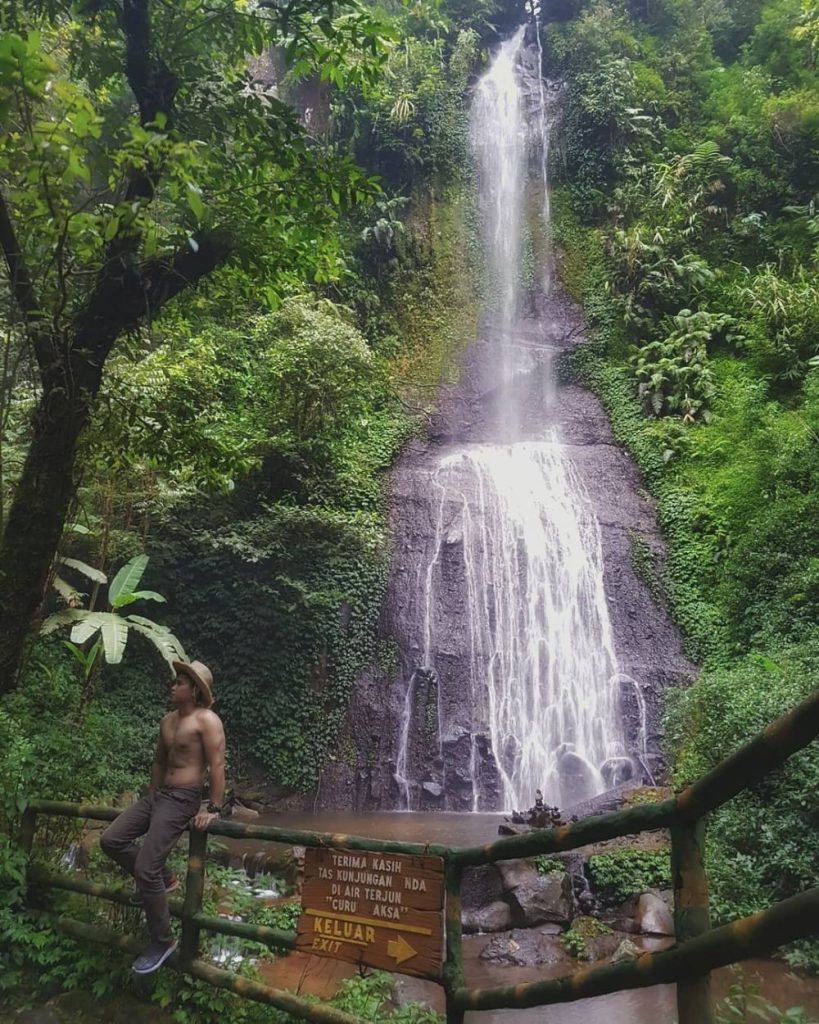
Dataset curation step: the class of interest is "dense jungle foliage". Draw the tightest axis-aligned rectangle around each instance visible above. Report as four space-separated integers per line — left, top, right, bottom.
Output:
547 0 819 969
2 0 819 1015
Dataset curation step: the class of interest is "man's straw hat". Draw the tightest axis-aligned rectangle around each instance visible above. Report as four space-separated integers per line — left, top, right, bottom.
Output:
172 660 214 708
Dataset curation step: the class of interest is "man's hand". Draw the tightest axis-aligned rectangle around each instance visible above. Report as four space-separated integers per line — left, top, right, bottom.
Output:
192 809 219 830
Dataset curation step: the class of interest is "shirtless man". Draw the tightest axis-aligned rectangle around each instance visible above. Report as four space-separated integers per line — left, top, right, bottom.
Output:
100 659 225 975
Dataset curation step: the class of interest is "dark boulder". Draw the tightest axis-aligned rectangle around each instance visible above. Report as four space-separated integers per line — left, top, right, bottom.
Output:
506 871 574 927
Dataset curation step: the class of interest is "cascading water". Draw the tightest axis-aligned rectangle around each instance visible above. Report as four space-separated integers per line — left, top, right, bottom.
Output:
469 26 526 385
419 442 624 811
395 26 632 812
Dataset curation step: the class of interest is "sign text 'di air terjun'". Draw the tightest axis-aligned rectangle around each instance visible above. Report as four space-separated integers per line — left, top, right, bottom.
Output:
295 848 444 980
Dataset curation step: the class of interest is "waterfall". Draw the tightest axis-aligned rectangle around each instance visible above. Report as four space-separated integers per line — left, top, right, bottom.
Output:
470 27 526 355
425 442 624 810
394 26 630 812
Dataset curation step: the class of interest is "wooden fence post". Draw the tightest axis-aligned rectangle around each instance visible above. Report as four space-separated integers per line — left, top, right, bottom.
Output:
180 827 208 964
671 818 713 1024
20 807 37 857
443 859 465 1024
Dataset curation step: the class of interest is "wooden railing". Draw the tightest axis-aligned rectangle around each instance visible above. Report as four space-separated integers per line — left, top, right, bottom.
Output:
21 687 819 1024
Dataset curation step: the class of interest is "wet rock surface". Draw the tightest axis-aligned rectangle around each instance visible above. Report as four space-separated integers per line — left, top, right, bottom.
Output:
496 858 539 891
480 928 570 966
609 890 674 935
612 937 644 961
462 864 506 910
633 892 675 936
463 900 515 934
506 871 575 928
319 285 695 812
460 857 575 933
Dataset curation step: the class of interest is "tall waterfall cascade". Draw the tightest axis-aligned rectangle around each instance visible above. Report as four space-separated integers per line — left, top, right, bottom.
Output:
394 26 640 813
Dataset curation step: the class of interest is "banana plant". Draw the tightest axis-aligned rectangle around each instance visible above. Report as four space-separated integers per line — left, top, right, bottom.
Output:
42 554 187 670
63 637 103 684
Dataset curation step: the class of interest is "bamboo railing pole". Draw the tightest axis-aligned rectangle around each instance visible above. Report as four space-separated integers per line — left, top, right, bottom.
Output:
180 828 208 964
19 807 37 857
28 865 188 914
34 912 366 1024
189 912 296 950
26 801 451 858
186 958 366 1024
671 818 712 1024
28 800 120 822
452 799 677 867
443 859 465 1024
27 868 296 949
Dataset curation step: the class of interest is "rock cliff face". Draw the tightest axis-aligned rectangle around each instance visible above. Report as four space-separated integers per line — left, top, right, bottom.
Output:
317 287 695 812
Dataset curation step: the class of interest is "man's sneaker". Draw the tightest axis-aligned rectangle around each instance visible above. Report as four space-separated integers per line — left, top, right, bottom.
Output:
132 940 178 975
128 875 179 906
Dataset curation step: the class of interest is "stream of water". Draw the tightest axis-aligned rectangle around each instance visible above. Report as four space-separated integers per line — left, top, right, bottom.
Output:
395 26 629 812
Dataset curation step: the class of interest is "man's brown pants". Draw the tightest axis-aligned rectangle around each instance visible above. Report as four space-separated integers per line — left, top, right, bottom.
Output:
100 785 201 945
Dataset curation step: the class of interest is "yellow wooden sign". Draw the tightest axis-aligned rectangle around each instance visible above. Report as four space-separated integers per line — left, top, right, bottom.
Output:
296 848 445 980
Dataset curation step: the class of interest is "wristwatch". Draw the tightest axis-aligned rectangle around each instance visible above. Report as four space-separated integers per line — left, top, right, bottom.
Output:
206 801 222 815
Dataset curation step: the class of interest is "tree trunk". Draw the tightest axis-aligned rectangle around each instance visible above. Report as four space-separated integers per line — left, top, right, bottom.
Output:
0 233 230 690
0 357 99 689
0 0 235 689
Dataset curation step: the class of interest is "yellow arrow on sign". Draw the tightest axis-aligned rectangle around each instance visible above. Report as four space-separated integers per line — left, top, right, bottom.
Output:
387 935 417 966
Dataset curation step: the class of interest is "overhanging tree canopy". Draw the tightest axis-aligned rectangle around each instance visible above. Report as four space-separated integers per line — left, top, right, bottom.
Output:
0 0 391 688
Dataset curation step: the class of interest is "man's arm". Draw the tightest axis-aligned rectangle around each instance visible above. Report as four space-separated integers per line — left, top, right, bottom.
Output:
149 722 169 790
192 712 226 830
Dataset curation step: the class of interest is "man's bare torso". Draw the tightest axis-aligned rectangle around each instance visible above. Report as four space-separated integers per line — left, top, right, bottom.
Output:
160 709 211 788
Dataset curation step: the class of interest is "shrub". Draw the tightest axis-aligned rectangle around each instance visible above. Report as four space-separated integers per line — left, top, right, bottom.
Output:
666 645 819 939
534 856 565 876
588 848 672 904
740 267 819 385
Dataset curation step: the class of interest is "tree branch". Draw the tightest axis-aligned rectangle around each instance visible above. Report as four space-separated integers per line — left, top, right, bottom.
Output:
121 0 179 201
72 229 232 361
0 188 41 323
139 230 233 318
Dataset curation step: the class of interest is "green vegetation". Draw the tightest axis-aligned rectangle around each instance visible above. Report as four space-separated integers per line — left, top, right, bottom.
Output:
0 0 392 685
42 553 186 690
0 0 488 1013
587 848 672 904
629 534 665 607
560 916 612 960
534 855 566 875
0 0 484 786
2 0 819 1013
2 756 441 1021
717 971 819 1024
548 0 819 967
